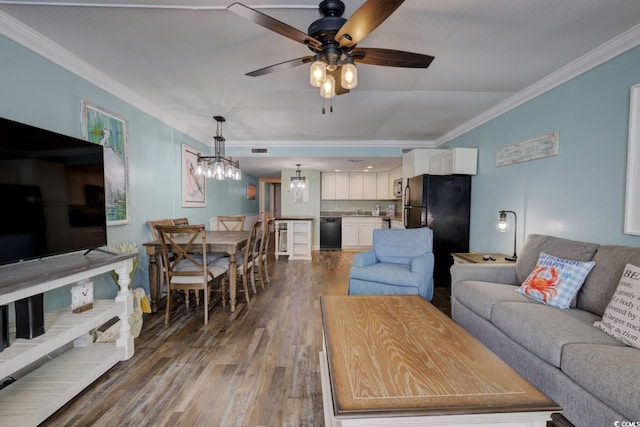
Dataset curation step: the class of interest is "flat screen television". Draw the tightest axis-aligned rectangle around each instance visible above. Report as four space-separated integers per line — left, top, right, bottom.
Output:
0 116 107 265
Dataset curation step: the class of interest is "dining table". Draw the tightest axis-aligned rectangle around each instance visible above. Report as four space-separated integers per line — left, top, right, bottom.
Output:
143 230 250 314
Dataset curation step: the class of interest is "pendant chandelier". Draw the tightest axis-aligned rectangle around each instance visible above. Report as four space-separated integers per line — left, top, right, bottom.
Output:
290 164 306 189
196 116 241 181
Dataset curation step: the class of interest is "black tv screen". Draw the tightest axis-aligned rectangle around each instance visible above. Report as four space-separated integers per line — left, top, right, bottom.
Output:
0 116 107 265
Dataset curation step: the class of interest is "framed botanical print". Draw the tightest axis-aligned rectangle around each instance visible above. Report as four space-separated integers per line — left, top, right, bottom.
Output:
182 144 207 207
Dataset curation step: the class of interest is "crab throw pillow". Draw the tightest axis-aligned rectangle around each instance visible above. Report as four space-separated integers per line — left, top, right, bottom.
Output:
516 252 595 309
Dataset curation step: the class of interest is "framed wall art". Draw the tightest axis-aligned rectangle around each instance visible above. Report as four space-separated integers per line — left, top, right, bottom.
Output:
81 101 130 225
246 183 256 200
625 84 640 235
182 144 207 207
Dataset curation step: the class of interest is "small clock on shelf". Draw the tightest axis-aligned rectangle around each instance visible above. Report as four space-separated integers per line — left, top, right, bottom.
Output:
71 281 94 313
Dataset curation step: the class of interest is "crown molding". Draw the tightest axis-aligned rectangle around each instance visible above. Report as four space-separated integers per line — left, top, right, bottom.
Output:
3 10 639 149
435 22 640 146
228 139 437 148
0 10 208 142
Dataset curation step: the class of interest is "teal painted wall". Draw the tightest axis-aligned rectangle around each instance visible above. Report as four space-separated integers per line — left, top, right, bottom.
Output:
444 45 640 254
0 35 258 308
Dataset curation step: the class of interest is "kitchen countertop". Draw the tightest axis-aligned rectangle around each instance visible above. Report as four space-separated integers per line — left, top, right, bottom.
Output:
320 212 402 221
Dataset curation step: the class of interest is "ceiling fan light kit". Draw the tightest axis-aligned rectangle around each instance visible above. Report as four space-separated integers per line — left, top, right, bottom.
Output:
228 0 434 111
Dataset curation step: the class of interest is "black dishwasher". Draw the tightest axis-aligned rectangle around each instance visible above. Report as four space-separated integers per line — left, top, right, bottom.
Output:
320 217 342 250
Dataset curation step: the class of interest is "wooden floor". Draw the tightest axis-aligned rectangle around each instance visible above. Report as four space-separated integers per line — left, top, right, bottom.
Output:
42 250 565 426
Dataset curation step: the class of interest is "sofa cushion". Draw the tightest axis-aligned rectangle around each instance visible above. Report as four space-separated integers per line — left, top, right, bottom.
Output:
516 252 595 309
561 343 640 422
490 302 623 367
595 264 640 349
349 262 423 288
515 234 599 284
452 281 533 321
578 245 640 316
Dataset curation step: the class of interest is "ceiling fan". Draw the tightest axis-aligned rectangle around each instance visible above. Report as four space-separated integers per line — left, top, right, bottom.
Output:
228 0 435 98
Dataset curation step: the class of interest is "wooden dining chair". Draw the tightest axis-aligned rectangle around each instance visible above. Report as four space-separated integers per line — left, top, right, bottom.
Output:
212 219 262 304
254 217 274 289
155 224 228 325
217 215 245 231
146 219 174 298
172 217 189 226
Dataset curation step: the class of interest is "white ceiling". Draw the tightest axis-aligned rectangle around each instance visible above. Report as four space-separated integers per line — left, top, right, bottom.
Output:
2 0 640 178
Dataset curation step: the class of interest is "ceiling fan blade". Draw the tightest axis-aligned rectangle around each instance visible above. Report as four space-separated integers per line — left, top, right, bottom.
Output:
228 2 322 50
335 0 404 48
246 56 314 77
352 48 435 68
328 67 351 96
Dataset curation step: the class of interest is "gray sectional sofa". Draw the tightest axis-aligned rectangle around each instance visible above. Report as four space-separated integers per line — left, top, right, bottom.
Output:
450 234 640 427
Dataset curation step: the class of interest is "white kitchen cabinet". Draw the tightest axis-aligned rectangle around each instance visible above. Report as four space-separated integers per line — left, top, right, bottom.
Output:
402 149 448 180
341 217 384 249
363 173 377 199
321 172 349 200
322 171 398 200
341 222 359 248
349 173 363 199
321 172 336 199
335 173 349 199
0 252 135 426
376 171 390 199
429 148 478 175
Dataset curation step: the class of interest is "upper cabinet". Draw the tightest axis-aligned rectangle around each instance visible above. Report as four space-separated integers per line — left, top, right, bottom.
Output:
321 172 396 200
321 172 349 200
376 171 389 199
402 149 447 179
403 148 478 180
429 148 478 175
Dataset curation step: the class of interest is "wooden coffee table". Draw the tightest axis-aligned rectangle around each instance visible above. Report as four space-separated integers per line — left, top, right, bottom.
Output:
319 295 560 426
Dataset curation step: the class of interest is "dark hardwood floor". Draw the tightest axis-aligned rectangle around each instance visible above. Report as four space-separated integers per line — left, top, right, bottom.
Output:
43 250 566 426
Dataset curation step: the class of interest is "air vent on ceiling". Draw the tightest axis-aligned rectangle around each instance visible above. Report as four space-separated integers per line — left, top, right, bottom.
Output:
251 148 268 155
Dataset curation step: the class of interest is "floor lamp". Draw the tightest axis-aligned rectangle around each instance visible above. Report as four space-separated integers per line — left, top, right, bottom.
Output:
498 210 518 261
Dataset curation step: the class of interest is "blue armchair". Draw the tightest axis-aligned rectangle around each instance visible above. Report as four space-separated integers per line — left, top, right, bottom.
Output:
348 227 435 300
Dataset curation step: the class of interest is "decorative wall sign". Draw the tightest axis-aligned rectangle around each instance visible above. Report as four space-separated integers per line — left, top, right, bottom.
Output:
625 84 640 235
182 144 207 207
81 101 130 225
496 131 559 167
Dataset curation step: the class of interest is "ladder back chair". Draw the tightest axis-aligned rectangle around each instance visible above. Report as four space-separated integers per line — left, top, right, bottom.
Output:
254 217 274 289
146 219 174 298
155 224 228 325
171 217 189 226
217 215 245 231
212 219 262 304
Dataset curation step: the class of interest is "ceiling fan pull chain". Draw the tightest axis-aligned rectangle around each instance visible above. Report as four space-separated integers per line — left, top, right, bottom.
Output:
322 98 326 115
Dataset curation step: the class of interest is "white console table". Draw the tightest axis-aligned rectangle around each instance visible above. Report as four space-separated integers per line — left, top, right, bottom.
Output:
274 217 313 260
0 251 135 426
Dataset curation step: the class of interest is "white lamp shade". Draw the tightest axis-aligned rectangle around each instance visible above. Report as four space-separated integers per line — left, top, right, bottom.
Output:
341 63 357 89
310 60 326 87
320 75 336 99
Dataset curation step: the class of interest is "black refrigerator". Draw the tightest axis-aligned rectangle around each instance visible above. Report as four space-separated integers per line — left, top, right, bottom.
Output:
403 174 471 287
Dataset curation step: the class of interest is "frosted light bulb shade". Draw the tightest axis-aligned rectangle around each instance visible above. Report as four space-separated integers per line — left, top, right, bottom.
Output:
234 167 241 180
225 163 234 178
341 63 357 89
320 75 336 99
310 60 326 87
